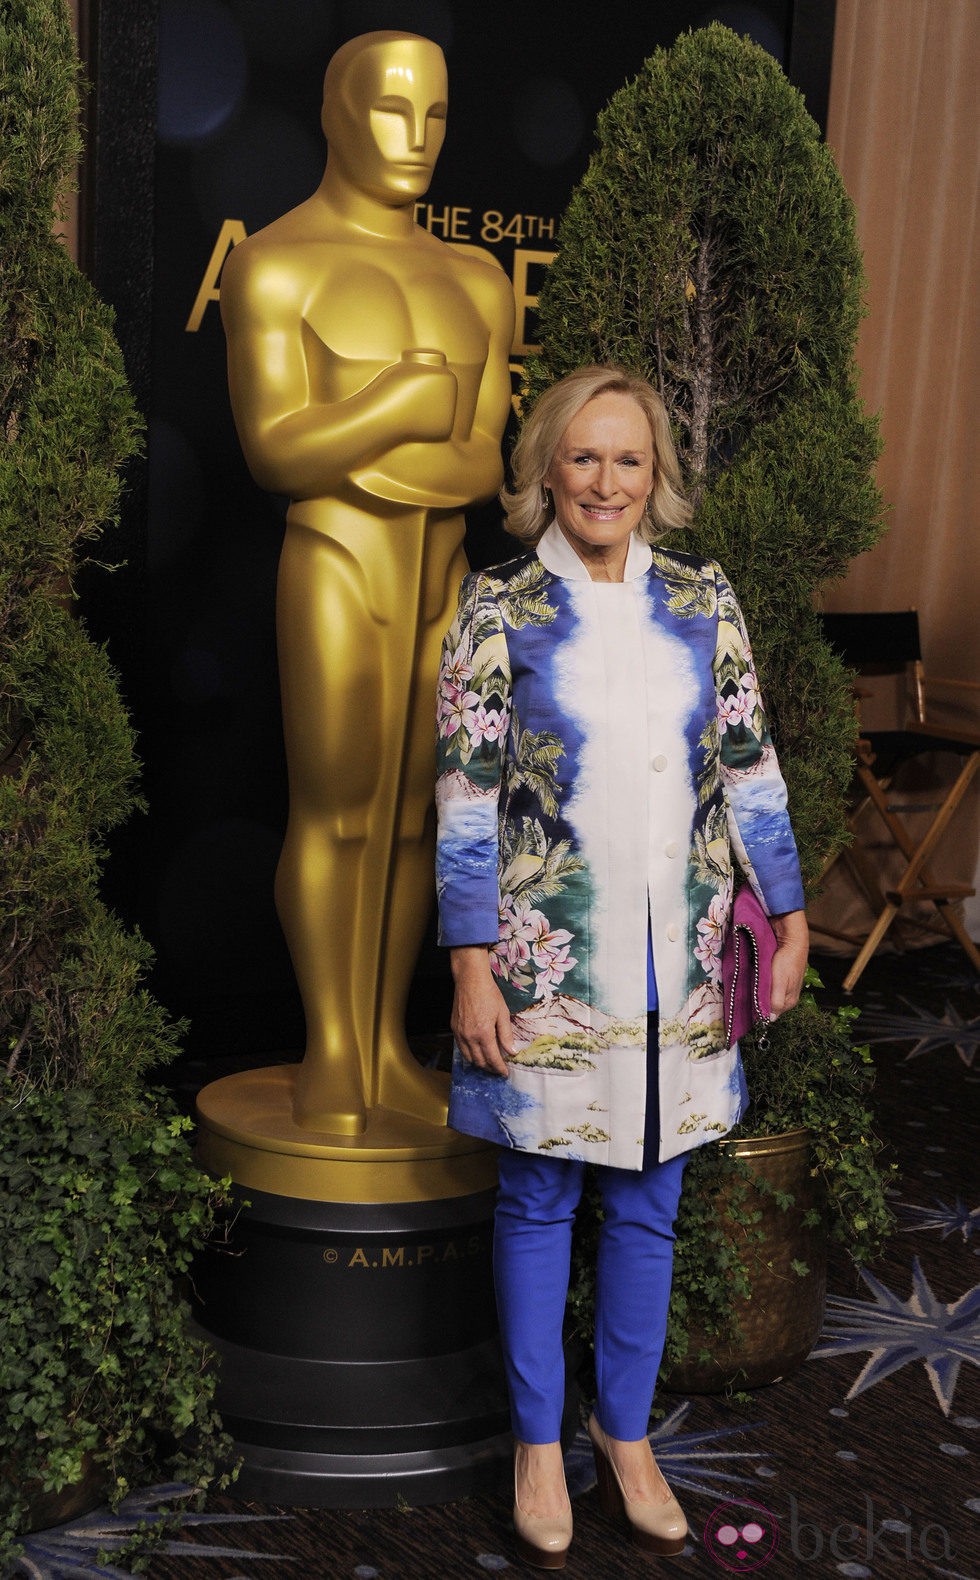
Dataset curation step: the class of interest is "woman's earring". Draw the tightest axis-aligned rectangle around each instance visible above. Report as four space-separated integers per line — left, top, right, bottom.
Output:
540 484 550 514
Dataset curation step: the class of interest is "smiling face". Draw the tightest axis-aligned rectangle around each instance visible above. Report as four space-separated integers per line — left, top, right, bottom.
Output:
325 37 448 205
545 391 655 579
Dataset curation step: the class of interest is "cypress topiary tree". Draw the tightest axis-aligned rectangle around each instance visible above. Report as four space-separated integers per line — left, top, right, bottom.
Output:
523 25 893 1373
525 23 885 886
0 2 231 1555
0 0 172 1106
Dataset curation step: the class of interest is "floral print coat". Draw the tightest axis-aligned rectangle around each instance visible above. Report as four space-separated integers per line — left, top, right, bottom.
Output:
436 523 805 1167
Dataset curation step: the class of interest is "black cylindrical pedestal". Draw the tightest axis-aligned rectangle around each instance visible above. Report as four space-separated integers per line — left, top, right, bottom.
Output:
192 1184 514 1506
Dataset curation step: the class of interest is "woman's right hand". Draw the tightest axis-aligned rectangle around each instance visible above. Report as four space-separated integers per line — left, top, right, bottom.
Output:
450 945 514 1078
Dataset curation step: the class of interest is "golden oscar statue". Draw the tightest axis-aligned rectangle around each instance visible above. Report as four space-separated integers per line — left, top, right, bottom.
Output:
196 31 513 1202
191 34 517 1506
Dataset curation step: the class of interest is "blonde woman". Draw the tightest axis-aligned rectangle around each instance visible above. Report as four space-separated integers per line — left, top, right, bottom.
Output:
436 366 808 1568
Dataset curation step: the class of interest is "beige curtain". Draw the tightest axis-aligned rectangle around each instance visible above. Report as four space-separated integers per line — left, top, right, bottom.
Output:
825 0 979 677
818 0 980 940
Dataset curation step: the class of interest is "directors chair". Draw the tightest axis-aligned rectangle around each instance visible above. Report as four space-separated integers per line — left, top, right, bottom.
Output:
816 611 980 992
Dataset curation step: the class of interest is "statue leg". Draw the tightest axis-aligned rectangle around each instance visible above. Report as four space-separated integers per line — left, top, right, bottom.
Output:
275 525 380 1135
374 528 468 1122
371 795 447 1121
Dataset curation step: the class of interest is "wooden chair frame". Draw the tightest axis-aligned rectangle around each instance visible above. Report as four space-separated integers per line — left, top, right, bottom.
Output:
814 612 980 992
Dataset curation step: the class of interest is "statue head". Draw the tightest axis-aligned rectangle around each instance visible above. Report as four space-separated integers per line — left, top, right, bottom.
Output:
322 32 448 207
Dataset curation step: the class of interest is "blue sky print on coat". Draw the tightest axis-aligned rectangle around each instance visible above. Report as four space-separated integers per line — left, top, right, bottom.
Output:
447 1052 541 1151
811 1258 980 1414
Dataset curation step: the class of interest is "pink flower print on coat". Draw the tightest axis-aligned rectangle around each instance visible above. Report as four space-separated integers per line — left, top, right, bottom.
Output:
717 669 761 735
492 895 577 997
526 909 577 999
694 892 727 983
440 642 474 694
438 682 481 741
469 702 510 749
533 941 577 998
491 893 538 987
737 669 759 711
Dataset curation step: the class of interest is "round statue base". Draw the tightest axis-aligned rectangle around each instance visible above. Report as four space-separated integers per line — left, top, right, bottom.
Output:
194 1067 519 1507
195 1064 499 1204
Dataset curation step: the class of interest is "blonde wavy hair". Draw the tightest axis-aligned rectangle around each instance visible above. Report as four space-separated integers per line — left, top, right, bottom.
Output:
501 365 691 543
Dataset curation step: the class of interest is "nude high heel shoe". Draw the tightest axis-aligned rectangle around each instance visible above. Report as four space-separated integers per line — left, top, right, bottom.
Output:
587 1413 687 1557
513 1450 573 1571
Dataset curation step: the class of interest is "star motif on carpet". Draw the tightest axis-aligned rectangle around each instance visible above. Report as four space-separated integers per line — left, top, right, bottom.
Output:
565 1400 772 1502
811 1257 980 1414
915 945 980 996
857 997 980 1066
10 1484 294 1578
899 1195 980 1242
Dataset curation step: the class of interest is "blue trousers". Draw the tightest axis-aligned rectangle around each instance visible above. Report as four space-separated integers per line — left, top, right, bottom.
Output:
494 1143 688 1443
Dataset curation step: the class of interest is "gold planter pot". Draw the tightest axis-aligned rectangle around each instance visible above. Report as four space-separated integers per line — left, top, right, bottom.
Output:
664 1128 827 1394
19 1452 104 1534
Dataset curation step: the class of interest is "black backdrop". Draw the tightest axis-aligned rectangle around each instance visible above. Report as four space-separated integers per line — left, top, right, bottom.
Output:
79 0 835 1070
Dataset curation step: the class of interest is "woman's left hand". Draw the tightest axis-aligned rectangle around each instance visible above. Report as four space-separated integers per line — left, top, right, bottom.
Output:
769 909 810 1018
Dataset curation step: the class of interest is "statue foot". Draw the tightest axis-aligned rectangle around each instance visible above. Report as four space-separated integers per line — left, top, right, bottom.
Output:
377 1049 450 1127
291 1056 368 1136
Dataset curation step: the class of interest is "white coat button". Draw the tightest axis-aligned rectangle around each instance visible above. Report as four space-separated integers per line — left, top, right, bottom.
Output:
652 754 668 772
667 923 680 942
665 841 679 858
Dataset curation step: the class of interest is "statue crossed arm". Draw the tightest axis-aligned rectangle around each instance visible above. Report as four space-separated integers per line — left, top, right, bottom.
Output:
221 31 514 1136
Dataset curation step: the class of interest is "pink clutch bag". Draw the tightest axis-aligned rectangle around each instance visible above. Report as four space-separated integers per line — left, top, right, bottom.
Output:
721 886 778 1049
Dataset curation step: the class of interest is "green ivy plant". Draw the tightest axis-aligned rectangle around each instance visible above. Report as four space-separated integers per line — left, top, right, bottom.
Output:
1 2 233 1563
662 975 896 1374
524 25 894 1380
0 1087 235 1565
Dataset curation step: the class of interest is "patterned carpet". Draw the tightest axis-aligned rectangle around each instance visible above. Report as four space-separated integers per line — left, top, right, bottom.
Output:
13 943 979 1579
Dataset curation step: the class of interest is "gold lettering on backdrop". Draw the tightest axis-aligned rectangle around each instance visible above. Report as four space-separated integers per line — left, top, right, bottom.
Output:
511 248 558 356
414 202 473 240
480 211 554 245
185 219 247 332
